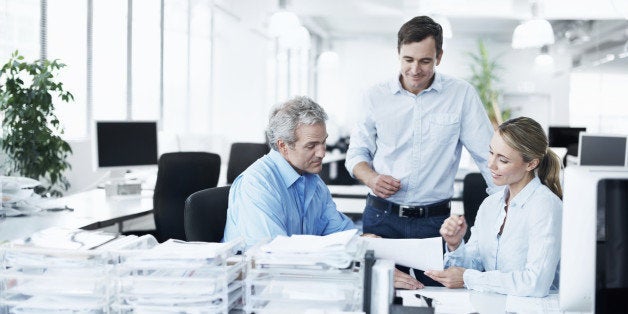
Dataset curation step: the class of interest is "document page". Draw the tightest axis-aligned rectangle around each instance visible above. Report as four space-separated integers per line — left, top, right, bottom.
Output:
363 237 443 271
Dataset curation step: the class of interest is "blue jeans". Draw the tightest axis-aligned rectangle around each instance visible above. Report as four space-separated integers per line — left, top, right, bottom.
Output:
362 200 447 239
362 195 447 286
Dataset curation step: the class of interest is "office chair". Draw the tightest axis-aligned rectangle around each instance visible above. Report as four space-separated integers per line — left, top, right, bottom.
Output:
226 142 270 184
151 152 221 242
462 172 488 242
184 185 231 242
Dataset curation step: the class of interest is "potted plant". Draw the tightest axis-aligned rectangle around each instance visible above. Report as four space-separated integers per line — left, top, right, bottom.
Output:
468 39 511 127
0 51 74 196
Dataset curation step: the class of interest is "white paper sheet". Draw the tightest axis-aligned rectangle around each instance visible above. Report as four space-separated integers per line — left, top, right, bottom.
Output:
363 237 444 271
260 229 358 253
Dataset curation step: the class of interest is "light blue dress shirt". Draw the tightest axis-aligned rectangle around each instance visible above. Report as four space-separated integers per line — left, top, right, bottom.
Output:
222 149 355 247
346 73 499 205
444 176 562 297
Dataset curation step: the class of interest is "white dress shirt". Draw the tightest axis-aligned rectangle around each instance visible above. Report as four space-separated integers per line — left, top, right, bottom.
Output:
346 72 498 205
444 176 562 297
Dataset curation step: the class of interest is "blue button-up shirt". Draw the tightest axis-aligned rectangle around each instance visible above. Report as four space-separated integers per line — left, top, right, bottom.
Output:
444 176 562 297
223 149 355 247
346 73 499 205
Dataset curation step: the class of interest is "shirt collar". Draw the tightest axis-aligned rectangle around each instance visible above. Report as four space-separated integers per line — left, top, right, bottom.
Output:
389 72 443 95
269 149 301 188
501 175 542 208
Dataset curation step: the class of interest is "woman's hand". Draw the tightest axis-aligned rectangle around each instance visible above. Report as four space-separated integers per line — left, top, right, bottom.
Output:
440 215 467 251
424 267 465 288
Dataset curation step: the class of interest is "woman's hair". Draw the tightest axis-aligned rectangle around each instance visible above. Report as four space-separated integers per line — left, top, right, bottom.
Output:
266 96 328 151
498 117 563 199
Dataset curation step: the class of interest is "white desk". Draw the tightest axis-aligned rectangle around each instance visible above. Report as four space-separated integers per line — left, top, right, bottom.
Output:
0 189 153 242
397 287 564 313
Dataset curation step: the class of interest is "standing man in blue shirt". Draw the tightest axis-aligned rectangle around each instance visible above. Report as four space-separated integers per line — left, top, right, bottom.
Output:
345 16 498 284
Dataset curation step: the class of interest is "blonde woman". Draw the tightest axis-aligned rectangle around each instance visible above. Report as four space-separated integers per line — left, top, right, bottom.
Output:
425 117 563 297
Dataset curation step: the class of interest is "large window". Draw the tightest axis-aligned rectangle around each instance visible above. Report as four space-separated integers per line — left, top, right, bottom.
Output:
92 0 127 120
131 0 161 121
0 0 39 61
47 0 87 139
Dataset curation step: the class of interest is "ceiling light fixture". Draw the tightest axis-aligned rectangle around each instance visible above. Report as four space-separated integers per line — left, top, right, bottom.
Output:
511 1 554 49
269 10 301 38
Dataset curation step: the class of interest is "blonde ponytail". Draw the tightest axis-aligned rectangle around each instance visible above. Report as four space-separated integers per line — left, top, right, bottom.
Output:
538 148 563 199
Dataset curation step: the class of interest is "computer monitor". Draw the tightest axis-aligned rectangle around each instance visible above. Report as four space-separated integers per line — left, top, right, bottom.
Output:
94 121 159 178
548 126 586 152
560 166 628 312
578 133 628 166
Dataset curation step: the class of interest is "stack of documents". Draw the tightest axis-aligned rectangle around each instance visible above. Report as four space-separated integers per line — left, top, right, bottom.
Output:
0 227 156 313
110 239 244 313
244 229 366 313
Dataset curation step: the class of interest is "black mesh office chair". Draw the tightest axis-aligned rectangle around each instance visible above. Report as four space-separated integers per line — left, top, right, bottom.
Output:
152 152 221 242
226 142 269 184
184 185 231 242
462 172 489 242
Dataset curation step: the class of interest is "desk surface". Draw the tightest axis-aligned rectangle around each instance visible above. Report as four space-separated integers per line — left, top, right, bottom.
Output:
0 189 153 242
397 287 563 313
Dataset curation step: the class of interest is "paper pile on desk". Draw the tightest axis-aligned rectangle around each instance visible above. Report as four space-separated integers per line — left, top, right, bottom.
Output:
254 229 359 269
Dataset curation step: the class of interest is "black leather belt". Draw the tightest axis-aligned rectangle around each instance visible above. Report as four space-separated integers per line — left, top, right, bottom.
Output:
366 194 451 218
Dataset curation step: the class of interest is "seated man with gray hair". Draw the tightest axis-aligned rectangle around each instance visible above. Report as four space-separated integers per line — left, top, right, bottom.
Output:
222 96 423 290
222 96 355 247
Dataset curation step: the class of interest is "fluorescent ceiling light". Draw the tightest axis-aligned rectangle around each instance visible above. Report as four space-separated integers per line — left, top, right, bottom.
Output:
512 19 555 49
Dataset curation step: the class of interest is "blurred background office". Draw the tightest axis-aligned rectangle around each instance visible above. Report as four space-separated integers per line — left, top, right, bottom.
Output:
1 0 628 193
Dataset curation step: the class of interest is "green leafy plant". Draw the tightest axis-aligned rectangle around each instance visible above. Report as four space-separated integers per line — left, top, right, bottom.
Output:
0 51 74 196
468 39 510 127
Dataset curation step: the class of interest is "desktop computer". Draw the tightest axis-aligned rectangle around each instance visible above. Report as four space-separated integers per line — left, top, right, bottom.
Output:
93 121 159 196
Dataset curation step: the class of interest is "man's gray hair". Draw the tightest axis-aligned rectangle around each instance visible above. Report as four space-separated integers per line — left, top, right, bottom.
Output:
266 96 328 150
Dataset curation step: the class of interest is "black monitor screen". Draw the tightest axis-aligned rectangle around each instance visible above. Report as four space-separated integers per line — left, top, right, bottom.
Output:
548 126 587 148
579 135 627 166
96 121 158 168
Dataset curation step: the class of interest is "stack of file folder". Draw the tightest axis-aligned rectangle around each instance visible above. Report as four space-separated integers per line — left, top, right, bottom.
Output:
0 228 157 313
244 229 366 313
110 238 244 313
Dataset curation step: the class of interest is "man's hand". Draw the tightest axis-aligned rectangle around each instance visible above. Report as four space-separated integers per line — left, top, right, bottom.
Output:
440 215 467 251
424 267 465 288
394 268 424 290
367 174 401 198
352 162 400 198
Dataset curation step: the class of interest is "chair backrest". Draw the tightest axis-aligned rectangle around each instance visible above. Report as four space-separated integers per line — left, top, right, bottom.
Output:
184 185 231 242
462 172 489 242
226 142 270 184
153 152 221 242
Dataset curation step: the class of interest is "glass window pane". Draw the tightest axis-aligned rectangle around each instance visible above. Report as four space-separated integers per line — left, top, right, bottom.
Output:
93 0 127 120
162 0 188 133
0 0 40 61
132 0 160 121
188 1 211 134
48 0 87 139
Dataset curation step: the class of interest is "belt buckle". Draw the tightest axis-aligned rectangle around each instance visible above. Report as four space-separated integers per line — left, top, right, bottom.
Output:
399 205 423 218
